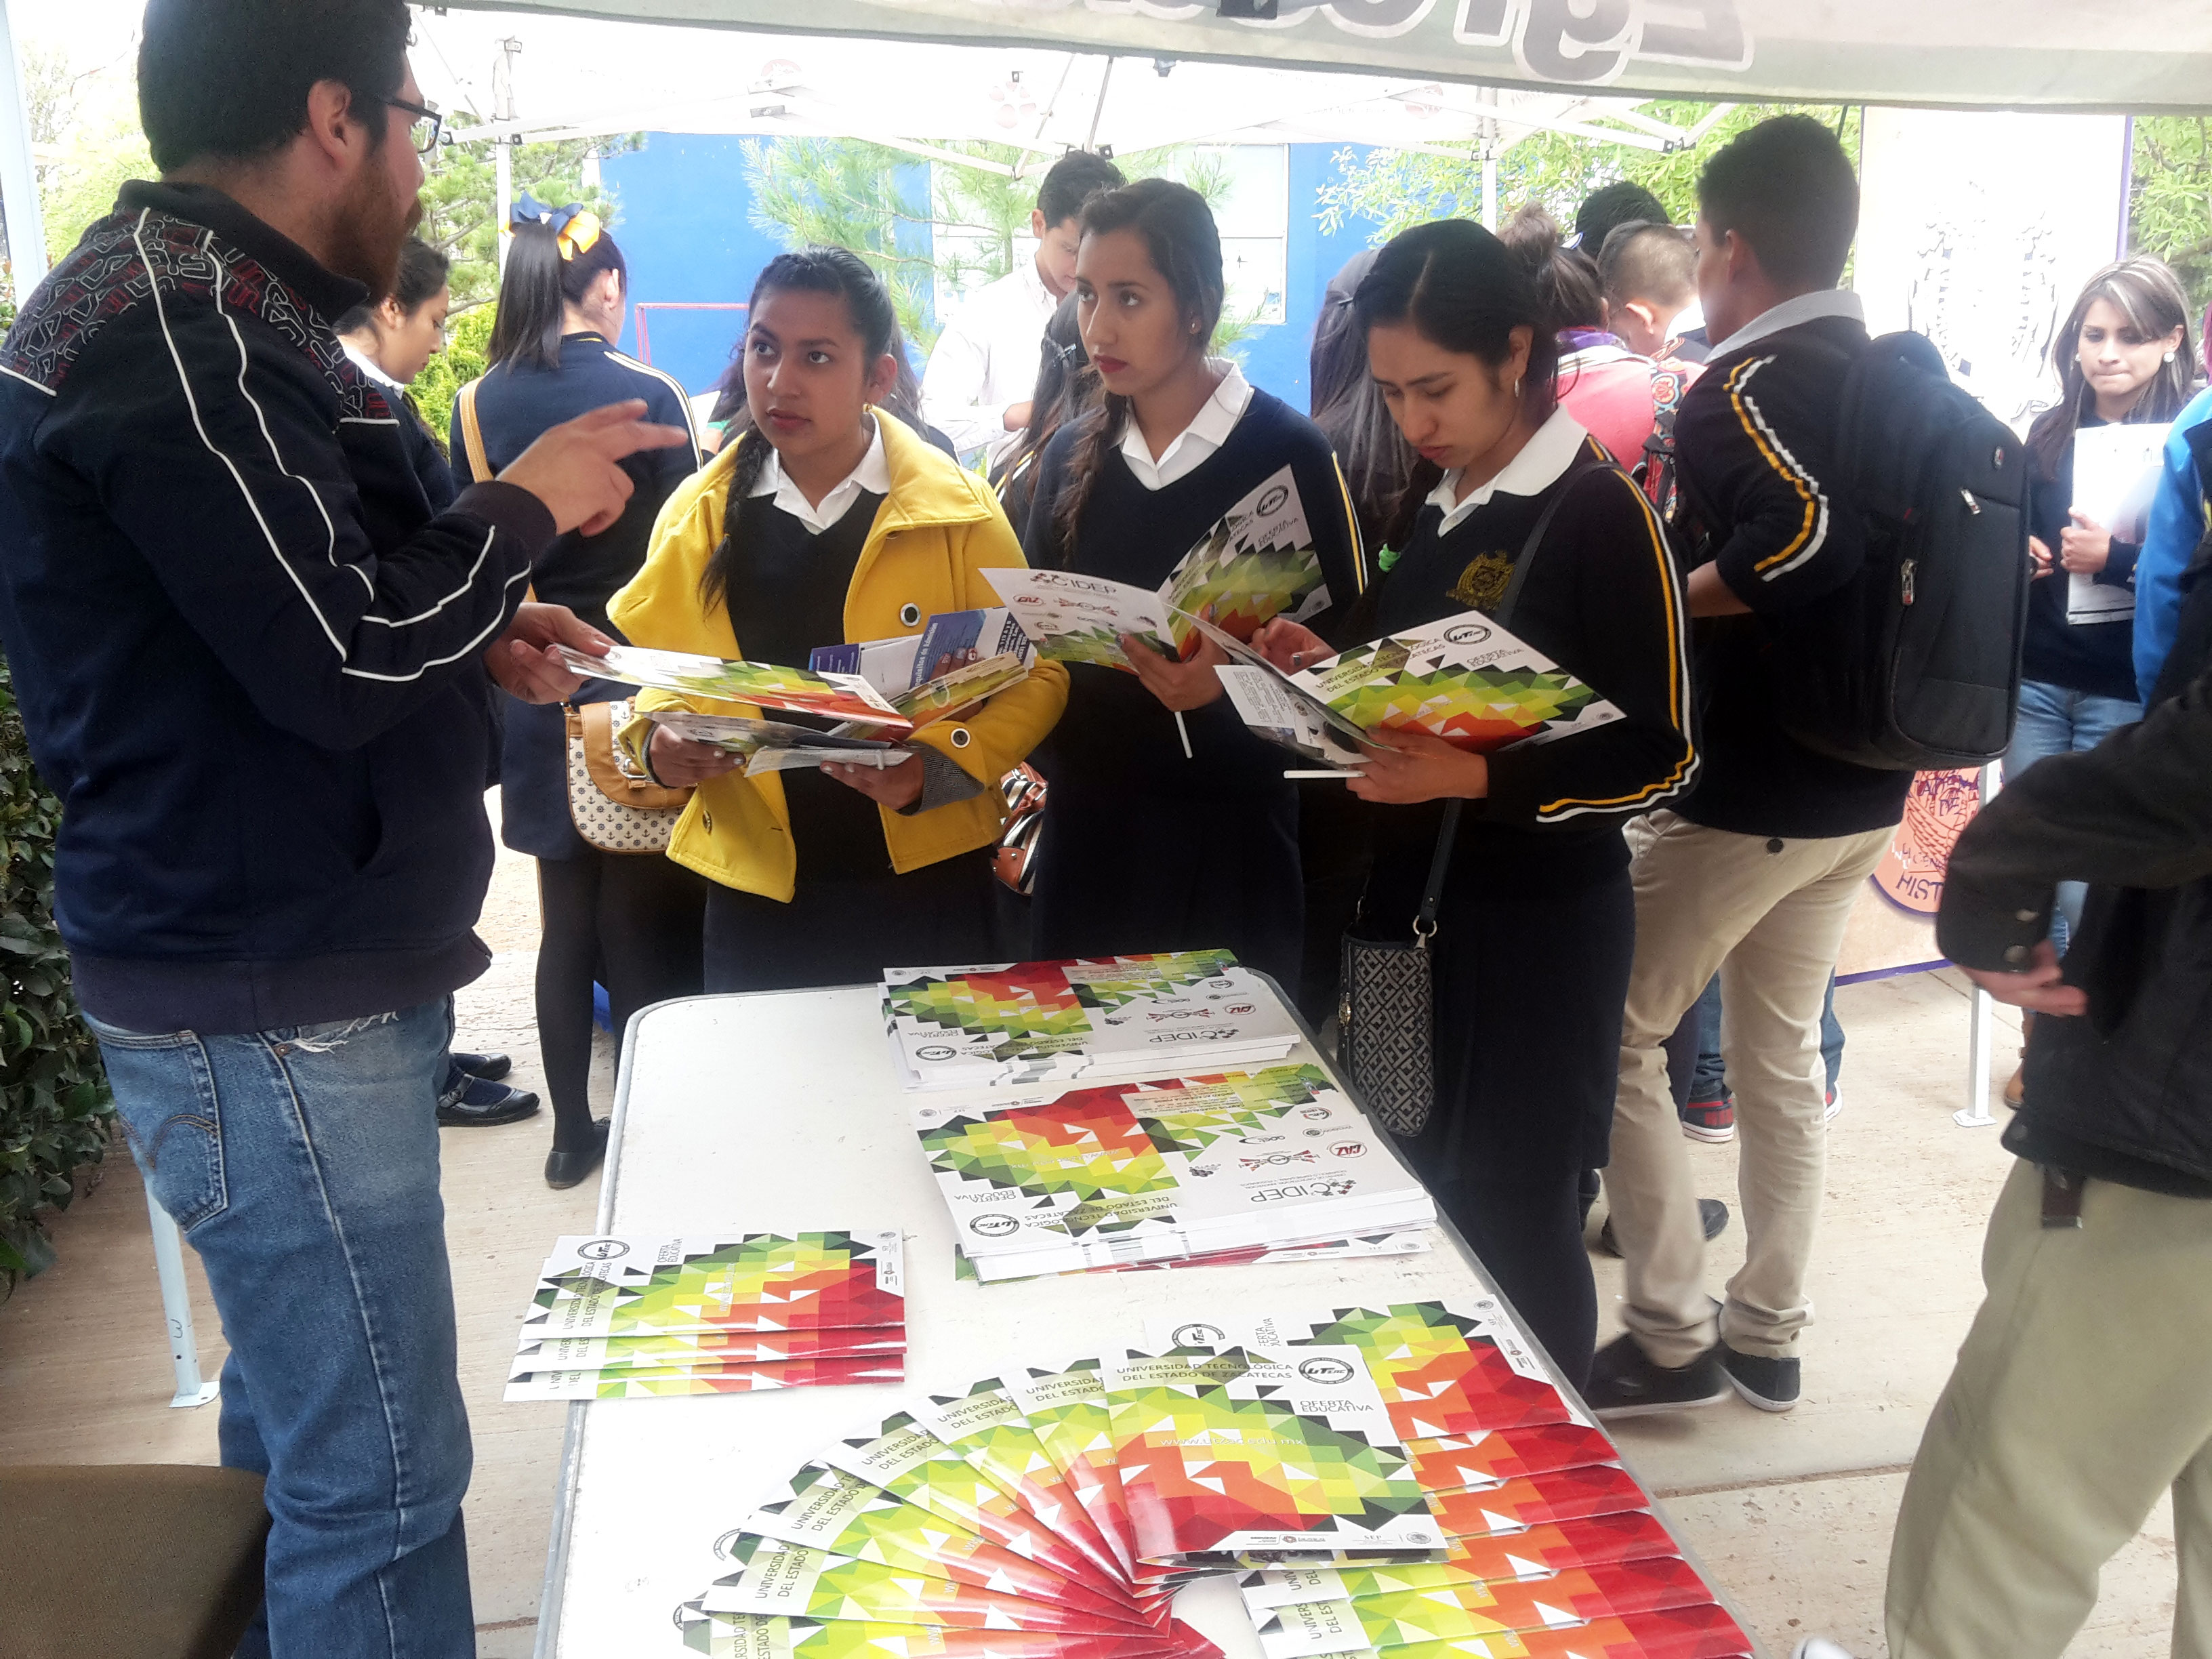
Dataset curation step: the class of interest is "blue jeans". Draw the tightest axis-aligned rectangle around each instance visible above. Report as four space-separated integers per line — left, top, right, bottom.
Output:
88 999 474 1659
2006 680 2142 953
1684 972 1843 1105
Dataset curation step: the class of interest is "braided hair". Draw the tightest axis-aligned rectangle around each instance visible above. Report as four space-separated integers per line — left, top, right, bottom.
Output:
701 247 899 612
1046 178 1225 562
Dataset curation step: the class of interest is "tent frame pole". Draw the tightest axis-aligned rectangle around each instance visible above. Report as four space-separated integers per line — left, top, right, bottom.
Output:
0 0 47 293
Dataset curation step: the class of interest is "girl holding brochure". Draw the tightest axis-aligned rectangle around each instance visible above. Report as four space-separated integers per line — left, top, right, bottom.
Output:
613 248 1069 994
1255 219 1694 1387
1020 179 1365 988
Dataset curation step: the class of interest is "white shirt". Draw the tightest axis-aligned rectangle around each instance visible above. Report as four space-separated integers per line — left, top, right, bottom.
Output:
1119 361 1255 492
1427 407 1592 536
920 255 1058 465
341 337 403 391
747 416 890 536
1705 289 1864 359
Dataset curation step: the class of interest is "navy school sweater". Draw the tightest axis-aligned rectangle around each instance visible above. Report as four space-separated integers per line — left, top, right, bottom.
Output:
1020 390 1365 800
2022 415 2142 705
0 182 556 1033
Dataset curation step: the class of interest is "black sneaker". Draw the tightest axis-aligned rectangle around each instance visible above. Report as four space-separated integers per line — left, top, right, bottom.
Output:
1595 1197 1729 1259
1721 1344 1801 1412
1583 1333 1729 1419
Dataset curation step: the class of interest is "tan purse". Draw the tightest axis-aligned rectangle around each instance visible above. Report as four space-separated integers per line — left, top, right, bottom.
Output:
456 378 493 483
563 699 691 854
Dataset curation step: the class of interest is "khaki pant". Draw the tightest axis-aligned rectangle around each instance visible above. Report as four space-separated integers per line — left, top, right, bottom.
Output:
1604 811 1892 1365
1887 1160 2212 1659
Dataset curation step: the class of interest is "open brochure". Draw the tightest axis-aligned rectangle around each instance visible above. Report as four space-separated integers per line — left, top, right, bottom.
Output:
1202 609 1622 774
642 710 911 773
811 607 1036 729
983 465 1330 671
560 643 909 728
2068 420 2167 625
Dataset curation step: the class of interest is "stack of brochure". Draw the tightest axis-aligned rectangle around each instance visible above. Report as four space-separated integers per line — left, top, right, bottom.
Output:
882 951 1303 1092
912 1063 1436 1282
560 644 912 728
668 1303 1755 1659
503 1231 905 1401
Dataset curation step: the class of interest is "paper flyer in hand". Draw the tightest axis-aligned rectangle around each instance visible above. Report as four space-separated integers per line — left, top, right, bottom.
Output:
2067 420 2167 624
743 1462 1118 1612
502 1353 904 1401
562 643 910 727
882 952 1302 1092
985 465 1330 675
521 1231 905 1339
1104 1345 1443 1566
915 1066 1433 1280
1149 1300 1584 1441
811 608 1033 689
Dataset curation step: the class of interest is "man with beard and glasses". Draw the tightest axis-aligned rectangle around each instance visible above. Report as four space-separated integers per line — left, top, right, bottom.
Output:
0 2 685 1654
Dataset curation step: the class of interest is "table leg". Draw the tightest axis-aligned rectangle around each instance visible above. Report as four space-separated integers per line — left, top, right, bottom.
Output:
1954 985 1998 1129
146 1184 220 1408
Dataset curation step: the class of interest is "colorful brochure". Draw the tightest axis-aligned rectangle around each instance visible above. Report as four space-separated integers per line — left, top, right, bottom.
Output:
985 465 1328 672
918 1068 1433 1281
1404 1425 1620 1495
912 1377 1125 1585
1245 1604 1754 1659
510 1327 905 1378
811 608 1033 689
675 1606 1218 1659
1148 1301 1584 1442
1428 1467 1651 1540
643 710 908 773
1104 1345 1443 1567
1241 1512 1688 1611
502 1353 903 1401
882 953 1303 1093
695 1536 1145 1634
520 1231 905 1340
561 643 909 728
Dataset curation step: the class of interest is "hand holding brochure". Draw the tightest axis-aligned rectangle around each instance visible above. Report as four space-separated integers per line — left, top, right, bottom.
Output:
2067 421 2168 625
811 608 1036 728
1203 608 1622 771
561 643 909 728
985 465 1329 673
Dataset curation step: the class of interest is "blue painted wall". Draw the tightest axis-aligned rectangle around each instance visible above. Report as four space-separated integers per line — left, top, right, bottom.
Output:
601 135 1382 411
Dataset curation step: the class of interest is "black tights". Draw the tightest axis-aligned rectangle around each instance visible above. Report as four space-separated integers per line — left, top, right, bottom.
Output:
535 851 707 1149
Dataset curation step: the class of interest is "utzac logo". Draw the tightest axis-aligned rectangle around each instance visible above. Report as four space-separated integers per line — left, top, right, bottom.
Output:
968 1213 1021 1237
916 1044 957 1061
576 1238 630 1261
1297 1356 1355 1386
1255 483 1291 516
1171 1322 1227 1347
1443 622 1493 646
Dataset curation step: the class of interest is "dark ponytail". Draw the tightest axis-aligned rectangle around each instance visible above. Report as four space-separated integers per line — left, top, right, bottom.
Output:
485 220 629 373
1355 218 1561 552
1048 178 1225 561
701 246 899 613
1499 204 1604 335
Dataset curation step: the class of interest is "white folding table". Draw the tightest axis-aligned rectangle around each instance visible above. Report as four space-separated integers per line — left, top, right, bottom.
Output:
530 984 1759 1658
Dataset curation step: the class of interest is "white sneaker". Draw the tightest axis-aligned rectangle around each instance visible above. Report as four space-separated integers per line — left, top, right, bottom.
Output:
1824 1082 1843 1125
1793 1640 1856 1659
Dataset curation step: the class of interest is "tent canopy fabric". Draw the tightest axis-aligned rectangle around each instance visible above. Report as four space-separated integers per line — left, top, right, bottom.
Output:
433 0 2212 115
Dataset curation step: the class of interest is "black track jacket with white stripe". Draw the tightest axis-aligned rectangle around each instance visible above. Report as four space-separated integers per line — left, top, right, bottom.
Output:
0 183 556 1034
1671 308 1913 839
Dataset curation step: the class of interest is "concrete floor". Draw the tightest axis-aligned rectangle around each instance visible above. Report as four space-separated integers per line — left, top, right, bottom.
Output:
0 829 2184 1658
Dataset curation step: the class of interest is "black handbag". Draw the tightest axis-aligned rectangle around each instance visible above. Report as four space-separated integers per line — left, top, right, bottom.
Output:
1336 458 1612 1136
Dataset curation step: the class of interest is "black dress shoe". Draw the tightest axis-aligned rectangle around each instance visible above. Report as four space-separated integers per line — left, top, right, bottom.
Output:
546 1118 611 1190
436 1067 540 1127
451 1050 512 1082
1595 1197 1729 1259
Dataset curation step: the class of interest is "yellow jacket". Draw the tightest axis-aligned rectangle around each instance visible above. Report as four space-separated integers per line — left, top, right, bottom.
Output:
611 415 1069 902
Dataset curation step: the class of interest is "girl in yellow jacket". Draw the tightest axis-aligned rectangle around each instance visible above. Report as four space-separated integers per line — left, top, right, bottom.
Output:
611 248 1068 991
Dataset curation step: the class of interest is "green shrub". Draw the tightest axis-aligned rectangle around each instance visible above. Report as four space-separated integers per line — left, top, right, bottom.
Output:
0 656 112 1291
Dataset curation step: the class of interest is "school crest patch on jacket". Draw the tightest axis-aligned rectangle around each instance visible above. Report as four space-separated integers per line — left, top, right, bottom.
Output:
1450 552 1513 613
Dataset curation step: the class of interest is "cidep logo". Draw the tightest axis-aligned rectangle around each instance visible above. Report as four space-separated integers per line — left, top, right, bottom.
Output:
1443 622 1493 646
1297 1356 1355 1385
1171 1322 1227 1347
576 1238 630 1261
968 1213 1021 1237
917 1044 957 1061
1255 483 1291 516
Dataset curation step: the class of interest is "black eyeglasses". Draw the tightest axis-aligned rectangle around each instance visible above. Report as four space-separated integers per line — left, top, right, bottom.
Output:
382 96 443 156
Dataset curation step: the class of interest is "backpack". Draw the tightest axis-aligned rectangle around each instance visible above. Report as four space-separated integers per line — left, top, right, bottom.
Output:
1764 331 2030 771
1635 359 1693 520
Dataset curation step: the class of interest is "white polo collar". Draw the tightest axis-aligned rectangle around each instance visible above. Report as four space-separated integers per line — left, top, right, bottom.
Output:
1427 406 1592 535
1120 360 1254 491
749 415 891 536
1706 289 1864 359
